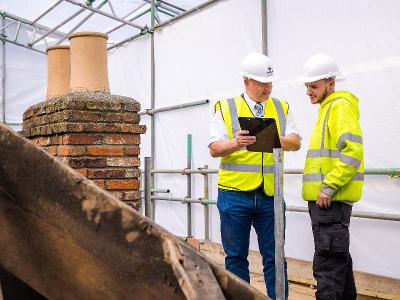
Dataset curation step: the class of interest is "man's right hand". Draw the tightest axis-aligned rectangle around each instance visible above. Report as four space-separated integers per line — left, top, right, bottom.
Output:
234 130 256 147
209 130 256 157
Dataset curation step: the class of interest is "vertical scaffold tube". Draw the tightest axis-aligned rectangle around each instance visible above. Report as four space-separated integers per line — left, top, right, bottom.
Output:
274 148 285 299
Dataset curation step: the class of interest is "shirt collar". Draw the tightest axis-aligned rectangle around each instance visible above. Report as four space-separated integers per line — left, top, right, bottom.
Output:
243 92 265 108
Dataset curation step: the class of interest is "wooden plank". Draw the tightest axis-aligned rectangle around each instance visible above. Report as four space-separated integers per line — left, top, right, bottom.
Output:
201 241 400 299
0 124 265 300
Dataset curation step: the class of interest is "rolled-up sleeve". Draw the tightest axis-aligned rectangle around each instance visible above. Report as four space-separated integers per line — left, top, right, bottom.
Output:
208 110 229 146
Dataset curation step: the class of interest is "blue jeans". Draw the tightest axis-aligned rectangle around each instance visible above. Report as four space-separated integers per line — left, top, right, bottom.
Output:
217 187 288 300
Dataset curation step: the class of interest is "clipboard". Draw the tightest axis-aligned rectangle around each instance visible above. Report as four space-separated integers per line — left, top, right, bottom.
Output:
238 117 281 153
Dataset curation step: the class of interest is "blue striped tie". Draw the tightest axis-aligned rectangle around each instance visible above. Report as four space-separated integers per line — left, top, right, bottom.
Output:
254 103 263 117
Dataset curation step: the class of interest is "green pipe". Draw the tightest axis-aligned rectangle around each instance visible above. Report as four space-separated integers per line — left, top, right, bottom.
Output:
200 199 217 205
187 134 192 161
365 168 400 176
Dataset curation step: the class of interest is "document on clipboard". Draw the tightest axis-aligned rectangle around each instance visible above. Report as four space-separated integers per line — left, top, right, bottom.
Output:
238 117 281 153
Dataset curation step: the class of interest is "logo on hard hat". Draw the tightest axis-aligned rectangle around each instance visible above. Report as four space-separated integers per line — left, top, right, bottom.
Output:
267 66 274 76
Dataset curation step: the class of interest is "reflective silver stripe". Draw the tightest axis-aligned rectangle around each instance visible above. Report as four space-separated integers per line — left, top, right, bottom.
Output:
272 98 286 135
303 172 364 182
220 163 261 172
263 166 275 173
337 132 363 150
340 154 362 168
227 98 240 136
307 149 341 158
303 173 324 182
353 173 364 180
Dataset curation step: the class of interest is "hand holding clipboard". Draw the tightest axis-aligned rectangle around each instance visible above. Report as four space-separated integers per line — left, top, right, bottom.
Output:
238 117 281 153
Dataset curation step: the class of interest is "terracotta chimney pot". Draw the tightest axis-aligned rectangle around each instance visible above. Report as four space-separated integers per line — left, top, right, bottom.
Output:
46 45 70 100
69 32 110 93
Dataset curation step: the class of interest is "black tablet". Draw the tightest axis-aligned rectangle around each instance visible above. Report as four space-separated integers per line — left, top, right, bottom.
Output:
238 117 281 152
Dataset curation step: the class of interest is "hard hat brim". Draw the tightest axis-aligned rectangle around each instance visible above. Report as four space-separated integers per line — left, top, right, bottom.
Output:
239 72 279 83
297 74 345 83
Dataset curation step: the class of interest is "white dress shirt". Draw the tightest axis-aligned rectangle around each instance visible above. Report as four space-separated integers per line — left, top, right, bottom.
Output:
209 92 301 145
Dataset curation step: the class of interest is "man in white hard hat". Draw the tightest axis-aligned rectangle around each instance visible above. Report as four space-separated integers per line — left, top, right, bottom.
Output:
299 53 363 300
208 52 301 299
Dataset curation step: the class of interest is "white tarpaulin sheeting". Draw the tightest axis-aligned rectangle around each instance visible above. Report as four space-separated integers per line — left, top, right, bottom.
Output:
1 0 399 279
109 0 400 279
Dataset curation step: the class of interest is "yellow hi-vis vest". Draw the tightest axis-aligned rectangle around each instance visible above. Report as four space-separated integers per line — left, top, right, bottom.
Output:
302 90 364 201
215 95 288 196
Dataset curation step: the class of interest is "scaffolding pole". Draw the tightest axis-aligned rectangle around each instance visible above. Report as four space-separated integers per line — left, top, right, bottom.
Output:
56 0 108 45
144 157 152 218
30 0 64 25
150 0 156 221
202 165 210 241
63 0 144 30
156 0 222 29
139 99 209 115
261 0 268 55
29 7 87 46
186 134 193 238
274 148 286 300
105 6 151 35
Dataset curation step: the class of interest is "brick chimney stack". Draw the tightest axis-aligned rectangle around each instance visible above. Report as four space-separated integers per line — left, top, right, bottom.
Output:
22 32 145 211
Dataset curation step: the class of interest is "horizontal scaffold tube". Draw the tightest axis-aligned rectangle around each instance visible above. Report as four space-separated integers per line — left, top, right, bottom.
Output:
139 99 209 115
151 168 400 176
150 197 400 222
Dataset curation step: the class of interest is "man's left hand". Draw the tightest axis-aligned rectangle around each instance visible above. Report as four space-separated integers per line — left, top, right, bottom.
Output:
316 191 331 209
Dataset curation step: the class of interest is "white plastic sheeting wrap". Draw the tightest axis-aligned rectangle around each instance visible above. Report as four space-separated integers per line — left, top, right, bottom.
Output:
1 0 399 279
109 0 400 279
0 30 47 130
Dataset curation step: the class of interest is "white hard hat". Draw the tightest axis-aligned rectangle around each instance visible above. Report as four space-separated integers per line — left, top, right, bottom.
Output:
298 53 344 83
239 52 279 83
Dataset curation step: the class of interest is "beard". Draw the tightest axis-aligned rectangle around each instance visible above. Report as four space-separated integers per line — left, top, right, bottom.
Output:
317 86 330 104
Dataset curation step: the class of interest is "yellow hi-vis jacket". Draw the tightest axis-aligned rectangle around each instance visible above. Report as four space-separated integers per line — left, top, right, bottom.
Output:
215 95 288 196
302 90 364 201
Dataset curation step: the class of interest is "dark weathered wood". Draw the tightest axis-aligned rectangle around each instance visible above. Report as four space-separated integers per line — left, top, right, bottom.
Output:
0 123 265 300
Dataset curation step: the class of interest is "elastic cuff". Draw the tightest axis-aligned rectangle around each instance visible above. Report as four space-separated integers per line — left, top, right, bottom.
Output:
321 183 336 197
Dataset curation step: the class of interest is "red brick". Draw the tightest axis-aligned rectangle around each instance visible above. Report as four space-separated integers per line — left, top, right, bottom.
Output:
123 146 140 156
106 157 140 167
50 135 63 145
32 136 51 146
57 145 86 156
104 134 140 145
87 169 126 179
105 179 140 190
67 158 107 168
87 146 124 156
63 134 103 145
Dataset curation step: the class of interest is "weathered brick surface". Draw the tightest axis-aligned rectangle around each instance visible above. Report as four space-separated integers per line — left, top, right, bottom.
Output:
87 169 127 179
122 190 141 201
87 146 124 156
105 179 140 190
123 146 140 156
63 134 103 145
125 169 141 178
104 134 140 145
106 157 140 167
57 146 86 156
22 93 144 212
